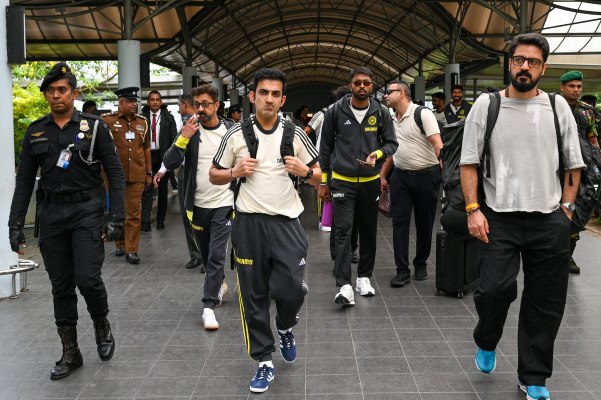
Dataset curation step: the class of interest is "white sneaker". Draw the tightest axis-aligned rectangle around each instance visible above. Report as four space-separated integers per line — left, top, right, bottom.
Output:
319 222 331 232
217 281 228 306
355 277 375 297
334 284 355 306
202 308 219 330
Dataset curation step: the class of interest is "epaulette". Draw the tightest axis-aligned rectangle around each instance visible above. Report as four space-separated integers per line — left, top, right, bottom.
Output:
136 113 148 121
101 111 117 117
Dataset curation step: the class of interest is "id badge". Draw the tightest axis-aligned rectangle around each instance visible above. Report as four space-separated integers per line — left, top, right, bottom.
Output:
56 148 72 169
125 131 136 140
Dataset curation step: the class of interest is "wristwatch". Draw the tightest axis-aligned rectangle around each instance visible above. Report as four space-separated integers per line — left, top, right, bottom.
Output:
305 168 314 179
561 202 576 212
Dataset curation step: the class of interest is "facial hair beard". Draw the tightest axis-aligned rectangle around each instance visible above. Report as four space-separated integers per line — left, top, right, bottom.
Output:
511 71 541 93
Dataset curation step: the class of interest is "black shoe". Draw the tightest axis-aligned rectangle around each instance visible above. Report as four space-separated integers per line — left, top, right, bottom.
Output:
92 317 115 361
200 263 206 273
414 269 428 281
156 221 165 230
115 248 125 257
351 250 359 264
50 326 83 380
126 253 140 264
569 257 581 274
141 224 152 232
186 258 202 269
390 272 411 287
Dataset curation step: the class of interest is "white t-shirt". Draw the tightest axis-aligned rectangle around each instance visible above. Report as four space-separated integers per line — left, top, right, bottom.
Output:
392 102 440 170
194 121 234 209
308 109 325 146
460 92 585 213
213 116 319 218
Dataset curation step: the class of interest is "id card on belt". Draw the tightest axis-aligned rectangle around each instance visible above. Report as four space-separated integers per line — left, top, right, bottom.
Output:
125 131 136 140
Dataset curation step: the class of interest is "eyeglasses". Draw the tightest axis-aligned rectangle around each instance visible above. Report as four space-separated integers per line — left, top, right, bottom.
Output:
510 56 543 69
193 101 215 109
352 80 372 87
385 89 403 95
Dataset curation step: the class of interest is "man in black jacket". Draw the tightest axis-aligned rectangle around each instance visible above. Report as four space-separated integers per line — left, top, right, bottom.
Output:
319 66 398 306
444 84 472 124
141 91 178 231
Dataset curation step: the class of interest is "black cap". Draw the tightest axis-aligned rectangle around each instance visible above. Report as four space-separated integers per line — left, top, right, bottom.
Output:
40 62 77 92
114 87 140 99
229 104 242 113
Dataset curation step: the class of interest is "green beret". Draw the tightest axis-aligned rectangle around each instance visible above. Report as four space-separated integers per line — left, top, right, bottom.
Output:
560 70 583 83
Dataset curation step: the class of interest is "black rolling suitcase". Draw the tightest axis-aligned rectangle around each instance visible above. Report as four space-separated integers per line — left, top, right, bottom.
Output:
435 229 480 299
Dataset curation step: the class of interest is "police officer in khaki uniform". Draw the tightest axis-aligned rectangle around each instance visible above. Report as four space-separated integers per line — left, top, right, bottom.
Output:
102 87 151 264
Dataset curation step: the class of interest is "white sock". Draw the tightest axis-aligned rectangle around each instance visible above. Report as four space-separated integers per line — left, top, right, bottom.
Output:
278 328 291 334
203 308 214 315
259 360 274 368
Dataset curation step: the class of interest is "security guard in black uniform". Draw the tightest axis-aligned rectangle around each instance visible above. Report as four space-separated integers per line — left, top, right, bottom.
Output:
8 63 125 380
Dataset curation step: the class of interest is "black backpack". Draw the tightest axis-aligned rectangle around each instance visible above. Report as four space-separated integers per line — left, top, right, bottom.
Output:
571 126 601 233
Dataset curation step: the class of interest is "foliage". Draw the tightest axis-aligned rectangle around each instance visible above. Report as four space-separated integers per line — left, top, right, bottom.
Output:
12 82 49 161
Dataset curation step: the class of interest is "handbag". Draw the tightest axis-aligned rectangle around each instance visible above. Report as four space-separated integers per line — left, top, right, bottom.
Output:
378 189 392 218
321 200 333 227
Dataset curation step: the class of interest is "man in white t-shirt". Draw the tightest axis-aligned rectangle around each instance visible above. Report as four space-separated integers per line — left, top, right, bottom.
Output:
210 68 320 394
381 80 443 287
460 33 584 400
160 84 234 331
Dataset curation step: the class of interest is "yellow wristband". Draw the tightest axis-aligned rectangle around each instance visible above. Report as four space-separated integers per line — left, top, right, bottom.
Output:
321 172 329 184
465 202 480 212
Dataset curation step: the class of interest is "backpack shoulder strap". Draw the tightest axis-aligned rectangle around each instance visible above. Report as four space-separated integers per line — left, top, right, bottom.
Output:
413 105 427 135
240 118 258 159
281 119 296 158
549 92 568 187
482 91 501 178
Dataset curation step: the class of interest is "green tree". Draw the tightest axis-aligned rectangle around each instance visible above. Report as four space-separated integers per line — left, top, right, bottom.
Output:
12 82 49 161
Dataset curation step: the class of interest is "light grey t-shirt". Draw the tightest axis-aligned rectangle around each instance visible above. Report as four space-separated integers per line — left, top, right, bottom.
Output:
460 91 584 213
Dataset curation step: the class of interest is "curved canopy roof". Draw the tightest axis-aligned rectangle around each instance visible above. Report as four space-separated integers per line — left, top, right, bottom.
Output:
12 1 600 91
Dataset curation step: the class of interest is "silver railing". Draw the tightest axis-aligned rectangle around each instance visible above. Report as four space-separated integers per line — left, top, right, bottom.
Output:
0 259 39 299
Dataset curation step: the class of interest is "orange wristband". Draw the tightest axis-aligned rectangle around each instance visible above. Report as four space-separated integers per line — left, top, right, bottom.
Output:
465 202 480 212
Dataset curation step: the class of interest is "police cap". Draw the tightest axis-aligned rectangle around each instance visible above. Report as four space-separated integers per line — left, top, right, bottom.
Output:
114 87 140 99
560 70 583 83
40 63 77 92
229 104 242 113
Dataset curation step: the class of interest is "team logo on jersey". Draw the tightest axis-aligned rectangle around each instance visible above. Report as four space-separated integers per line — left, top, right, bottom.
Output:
235 255 254 266
31 131 45 137
298 258 306 266
332 193 344 198
80 120 89 132
368 116 377 126
459 109 465 116
344 120 351 125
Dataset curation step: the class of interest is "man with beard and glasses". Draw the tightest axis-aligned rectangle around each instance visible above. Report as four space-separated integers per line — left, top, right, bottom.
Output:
460 33 584 400
159 85 234 330
319 66 398 305
444 84 472 124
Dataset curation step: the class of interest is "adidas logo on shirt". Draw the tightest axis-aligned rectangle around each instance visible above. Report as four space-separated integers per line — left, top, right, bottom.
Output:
298 258 306 266
344 120 351 125
226 220 232 226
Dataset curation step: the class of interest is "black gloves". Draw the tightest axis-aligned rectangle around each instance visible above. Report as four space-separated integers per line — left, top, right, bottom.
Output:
103 219 124 242
9 226 25 253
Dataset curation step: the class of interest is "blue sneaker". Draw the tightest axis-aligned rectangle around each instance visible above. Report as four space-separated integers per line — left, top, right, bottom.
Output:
249 364 275 393
475 347 496 373
519 380 550 400
277 328 297 363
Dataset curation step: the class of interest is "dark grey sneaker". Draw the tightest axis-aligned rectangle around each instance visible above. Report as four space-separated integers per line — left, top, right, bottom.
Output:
414 269 428 281
569 257 580 274
390 272 411 287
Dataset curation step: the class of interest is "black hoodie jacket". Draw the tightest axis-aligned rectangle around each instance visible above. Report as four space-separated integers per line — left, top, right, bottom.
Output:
319 94 398 179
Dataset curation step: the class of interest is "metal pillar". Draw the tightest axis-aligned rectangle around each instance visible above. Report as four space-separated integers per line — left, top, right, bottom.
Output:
212 78 224 101
414 76 425 103
520 0 528 34
1 0 21 297
117 40 141 90
444 64 460 102
182 65 197 94
229 88 239 105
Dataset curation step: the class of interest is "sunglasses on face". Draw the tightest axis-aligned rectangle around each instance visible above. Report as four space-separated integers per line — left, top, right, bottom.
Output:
352 80 372 87
194 102 215 109
384 89 403 95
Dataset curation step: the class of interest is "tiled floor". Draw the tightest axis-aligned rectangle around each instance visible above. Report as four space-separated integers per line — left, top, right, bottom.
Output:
1 186 601 399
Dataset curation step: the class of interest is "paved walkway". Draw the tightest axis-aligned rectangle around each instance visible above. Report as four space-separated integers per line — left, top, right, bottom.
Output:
1 187 600 400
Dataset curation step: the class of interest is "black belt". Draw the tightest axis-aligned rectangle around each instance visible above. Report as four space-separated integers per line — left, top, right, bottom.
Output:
45 187 102 204
395 165 439 175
